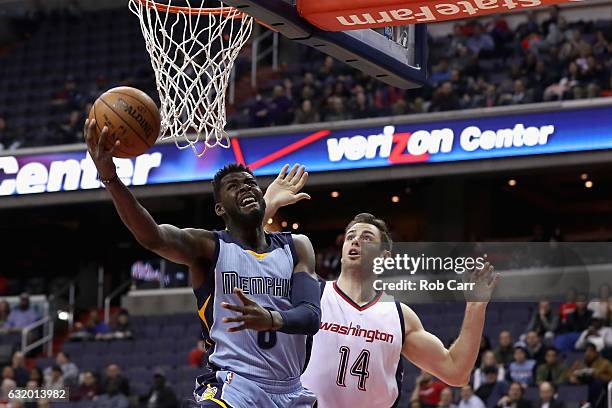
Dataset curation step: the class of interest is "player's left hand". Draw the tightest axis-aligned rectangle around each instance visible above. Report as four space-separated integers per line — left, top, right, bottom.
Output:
264 164 311 208
463 261 500 303
221 288 278 332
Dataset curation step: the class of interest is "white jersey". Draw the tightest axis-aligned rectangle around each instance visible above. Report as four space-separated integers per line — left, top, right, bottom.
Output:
302 281 404 408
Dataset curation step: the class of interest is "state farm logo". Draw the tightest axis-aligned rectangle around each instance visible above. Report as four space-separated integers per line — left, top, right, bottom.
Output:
335 0 567 26
326 124 554 163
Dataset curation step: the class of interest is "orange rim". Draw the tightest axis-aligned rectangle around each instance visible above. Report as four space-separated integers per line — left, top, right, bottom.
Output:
136 0 247 18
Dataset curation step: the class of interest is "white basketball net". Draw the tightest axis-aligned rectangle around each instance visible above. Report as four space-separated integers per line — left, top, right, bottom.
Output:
128 0 253 157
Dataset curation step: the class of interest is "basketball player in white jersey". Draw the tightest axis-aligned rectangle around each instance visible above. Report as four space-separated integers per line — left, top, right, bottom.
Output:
84 121 321 408
306 213 498 407
266 182 499 407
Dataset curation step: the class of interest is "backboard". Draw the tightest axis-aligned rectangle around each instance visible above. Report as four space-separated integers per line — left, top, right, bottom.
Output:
221 0 428 89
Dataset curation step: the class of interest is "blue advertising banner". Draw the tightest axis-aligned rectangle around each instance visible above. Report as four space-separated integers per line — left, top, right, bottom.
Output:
1 105 611 196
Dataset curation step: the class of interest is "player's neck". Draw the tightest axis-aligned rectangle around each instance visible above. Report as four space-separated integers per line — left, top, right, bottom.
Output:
336 270 378 306
226 224 268 252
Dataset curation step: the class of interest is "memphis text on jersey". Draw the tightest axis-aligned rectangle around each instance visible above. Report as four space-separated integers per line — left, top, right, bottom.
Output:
222 271 291 297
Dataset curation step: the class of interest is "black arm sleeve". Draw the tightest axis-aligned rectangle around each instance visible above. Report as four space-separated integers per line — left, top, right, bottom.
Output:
277 272 322 335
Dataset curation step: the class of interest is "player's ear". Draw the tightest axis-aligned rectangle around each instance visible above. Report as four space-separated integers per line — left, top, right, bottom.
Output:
214 203 225 217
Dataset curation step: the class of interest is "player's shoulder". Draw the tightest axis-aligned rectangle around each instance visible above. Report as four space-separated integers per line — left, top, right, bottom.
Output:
289 234 314 256
399 303 424 331
290 233 312 245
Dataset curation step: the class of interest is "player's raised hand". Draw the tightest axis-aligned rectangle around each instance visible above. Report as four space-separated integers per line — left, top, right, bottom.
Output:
462 261 500 303
221 288 279 332
83 118 119 179
264 164 311 208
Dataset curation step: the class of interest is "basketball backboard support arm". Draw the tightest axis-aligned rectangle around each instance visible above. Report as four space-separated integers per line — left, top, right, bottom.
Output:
222 0 428 89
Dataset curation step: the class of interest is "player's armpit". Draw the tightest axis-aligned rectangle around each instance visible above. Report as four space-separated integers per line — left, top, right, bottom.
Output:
400 304 470 387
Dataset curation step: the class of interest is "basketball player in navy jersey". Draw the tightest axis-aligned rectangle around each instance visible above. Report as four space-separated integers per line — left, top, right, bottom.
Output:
84 121 320 408
266 182 499 407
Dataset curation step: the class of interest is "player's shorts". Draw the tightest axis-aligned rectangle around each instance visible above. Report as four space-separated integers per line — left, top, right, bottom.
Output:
193 368 316 408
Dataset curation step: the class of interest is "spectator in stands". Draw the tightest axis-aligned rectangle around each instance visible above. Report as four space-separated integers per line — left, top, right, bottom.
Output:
143 369 178 408
188 340 206 367
268 85 294 125
494 331 515 368
473 351 506 390
458 385 485 408
525 331 546 364
555 294 592 352
508 346 536 387
93 378 129 408
411 401 424 408
411 371 448 408
29 367 43 387
0 301 9 327
10 352 29 387
535 382 564 408
0 117 22 151
349 91 376 119
568 343 612 407
249 94 271 128
44 352 78 387
535 348 567 386
293 99 320 124
429 82 460 112
438 387 457 408
50 76 81 111
70 310 110 341
0 367 16 401
587 284 611 323
111 310 133 340
4 294 39 332
44 366 64 391
323 96 349 122
495 382 532 408
475 366 508 408
559 289 577 324
101 364 130 396
527 301 559 341
59 110 83 144
499 79 533 106
72 371 99 401
476 336 492 367
574 317 612 352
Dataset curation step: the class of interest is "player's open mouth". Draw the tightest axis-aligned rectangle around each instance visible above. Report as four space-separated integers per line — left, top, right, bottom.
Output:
239 195 258 208
348 248 360 258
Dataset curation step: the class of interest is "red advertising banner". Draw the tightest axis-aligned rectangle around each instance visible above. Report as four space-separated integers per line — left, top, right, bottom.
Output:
297 0 583 31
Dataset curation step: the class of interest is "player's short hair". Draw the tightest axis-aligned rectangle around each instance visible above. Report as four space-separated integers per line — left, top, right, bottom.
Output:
345 213 392 252
212 163 255 202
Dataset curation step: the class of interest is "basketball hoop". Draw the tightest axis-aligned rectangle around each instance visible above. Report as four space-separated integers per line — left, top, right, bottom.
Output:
128 0 253 157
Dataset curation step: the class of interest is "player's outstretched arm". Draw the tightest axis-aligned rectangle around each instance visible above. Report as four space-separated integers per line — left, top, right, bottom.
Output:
401 263 499 387
84 119 214 268
262 164 311 226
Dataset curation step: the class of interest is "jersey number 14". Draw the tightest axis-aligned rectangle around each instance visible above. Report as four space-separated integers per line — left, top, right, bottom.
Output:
336 346 370 391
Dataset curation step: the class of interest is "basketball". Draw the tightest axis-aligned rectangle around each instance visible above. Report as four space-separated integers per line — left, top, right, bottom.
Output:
88 86 161 158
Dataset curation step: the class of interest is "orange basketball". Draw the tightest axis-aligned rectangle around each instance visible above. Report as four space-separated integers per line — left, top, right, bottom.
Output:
88 86 161 158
